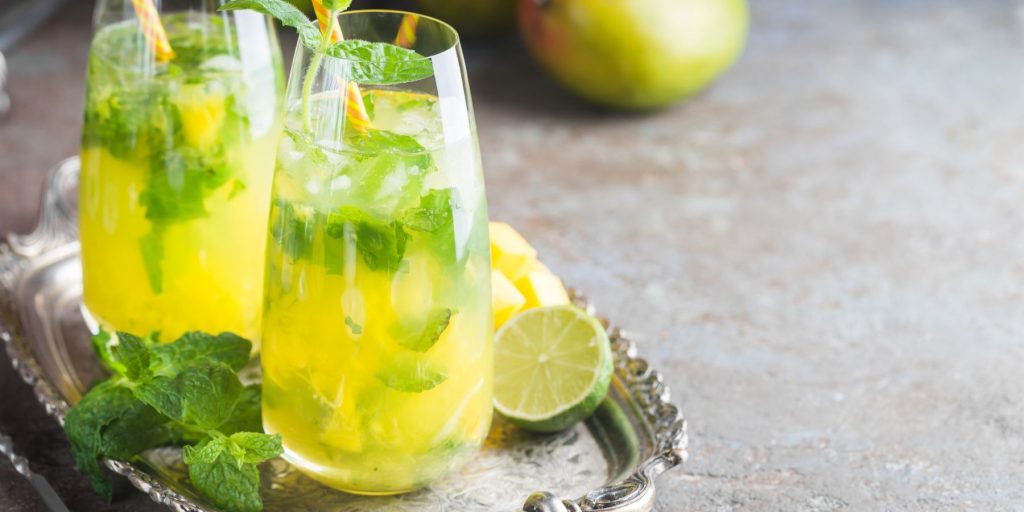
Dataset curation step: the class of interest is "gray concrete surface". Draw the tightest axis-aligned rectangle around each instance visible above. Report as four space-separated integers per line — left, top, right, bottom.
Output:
2 1 1023 510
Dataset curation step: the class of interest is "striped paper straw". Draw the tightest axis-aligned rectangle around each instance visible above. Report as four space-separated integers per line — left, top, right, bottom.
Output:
313 0 371 132
393 14 420 48
131 0 175 61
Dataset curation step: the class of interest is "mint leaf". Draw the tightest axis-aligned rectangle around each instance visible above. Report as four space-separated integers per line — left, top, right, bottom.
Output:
139 228 165 294
135 376 184 420
325 40 433 85
402 188 460 264
91 329 122 375
99 400 180 460
151 331 252 375
319 0 351 10
218 385 263 435
177 363 244 430
111 332 152 381
402 188 456 233
64 381 135 500
183 437 228 465
391 308 454 352
228 432 283 464
219 0 321 50
326 207 408 273
376 355 448 392
66 329 275 512
135 362 243 430
188 451 263 512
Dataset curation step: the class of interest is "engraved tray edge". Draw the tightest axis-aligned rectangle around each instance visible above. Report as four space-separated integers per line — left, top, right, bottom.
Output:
0 157 688 512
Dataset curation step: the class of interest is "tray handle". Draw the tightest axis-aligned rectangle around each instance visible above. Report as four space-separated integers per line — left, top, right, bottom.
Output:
4 157 80 259
521 320 689 512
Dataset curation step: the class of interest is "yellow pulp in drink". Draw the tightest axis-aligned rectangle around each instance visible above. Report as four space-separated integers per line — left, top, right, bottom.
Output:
78 16 282 342
261 91 493 494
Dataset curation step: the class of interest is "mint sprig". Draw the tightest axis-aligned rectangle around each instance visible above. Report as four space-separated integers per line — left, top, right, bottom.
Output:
219 0 433 131
325 40 434 85
63 330 280 512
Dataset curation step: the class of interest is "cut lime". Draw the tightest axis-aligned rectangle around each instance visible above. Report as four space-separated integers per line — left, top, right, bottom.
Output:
493 305 613 432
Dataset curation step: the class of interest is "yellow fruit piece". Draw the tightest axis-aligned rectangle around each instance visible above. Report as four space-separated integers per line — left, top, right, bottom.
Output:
491 269 525 328
489 222 538 282
515 261 570 310
177 84 226 150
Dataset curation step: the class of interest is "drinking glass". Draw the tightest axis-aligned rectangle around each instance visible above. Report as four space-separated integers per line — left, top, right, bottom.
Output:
79 0 284 343
260 11 493 495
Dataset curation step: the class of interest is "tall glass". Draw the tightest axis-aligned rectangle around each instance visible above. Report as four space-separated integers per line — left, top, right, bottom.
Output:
260 11 492 495
79 0 284 343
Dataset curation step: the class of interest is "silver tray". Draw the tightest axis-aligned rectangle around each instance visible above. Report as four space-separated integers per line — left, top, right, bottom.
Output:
0 158 688 512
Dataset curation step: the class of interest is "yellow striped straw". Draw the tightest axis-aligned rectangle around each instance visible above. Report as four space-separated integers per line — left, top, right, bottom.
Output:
130 0 175 61
393 14 420 48
313 0 372 132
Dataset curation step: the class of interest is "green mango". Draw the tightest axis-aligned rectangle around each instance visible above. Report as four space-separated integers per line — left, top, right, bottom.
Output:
519 0 749 110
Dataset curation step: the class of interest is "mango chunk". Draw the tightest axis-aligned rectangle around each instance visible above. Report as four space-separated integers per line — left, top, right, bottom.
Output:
176 84 226 151
489 222 538 282
492 269 525 329
515 262 570 310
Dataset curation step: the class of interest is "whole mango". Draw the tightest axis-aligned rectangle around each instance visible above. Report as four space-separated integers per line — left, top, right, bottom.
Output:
518 0 749 109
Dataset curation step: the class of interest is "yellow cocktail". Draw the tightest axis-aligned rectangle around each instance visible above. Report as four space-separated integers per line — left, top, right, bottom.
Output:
261 84 493 493
79 13 282 342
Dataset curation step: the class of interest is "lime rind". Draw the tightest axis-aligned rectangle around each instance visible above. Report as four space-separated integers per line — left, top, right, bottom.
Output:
493 305 613 432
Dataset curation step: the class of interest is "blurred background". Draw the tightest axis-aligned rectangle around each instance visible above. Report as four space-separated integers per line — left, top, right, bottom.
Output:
2 0 1023 510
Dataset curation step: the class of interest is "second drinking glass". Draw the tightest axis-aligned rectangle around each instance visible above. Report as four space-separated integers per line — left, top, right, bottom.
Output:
260 10 493 495
79 0 284 343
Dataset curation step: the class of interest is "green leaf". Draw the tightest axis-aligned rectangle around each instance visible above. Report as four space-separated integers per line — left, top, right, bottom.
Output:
391 308 454 352
63 381 138 500
228 433 283 464
111 332 152 381
219 0 321 50
183 437 229 465
99 400 180 460
324 40 434 85
402 188 455 233
188 451 263 512
319 0 351 10
151 331 252 375
402 188 460 264
218 385 263 436
139 228 165 294
177 363 244 430
327 207 408 273
135 376 184 420
376 354 448 392
91 329 123 375
135 363 243 430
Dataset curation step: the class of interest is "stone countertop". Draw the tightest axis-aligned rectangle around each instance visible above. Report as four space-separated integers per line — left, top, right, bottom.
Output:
2 1 1022 510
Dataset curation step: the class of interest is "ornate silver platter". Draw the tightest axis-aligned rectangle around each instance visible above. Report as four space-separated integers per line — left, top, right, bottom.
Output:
0 158 687 512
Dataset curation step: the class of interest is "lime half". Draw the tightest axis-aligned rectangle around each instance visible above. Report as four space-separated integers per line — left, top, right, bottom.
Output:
494 305 613 432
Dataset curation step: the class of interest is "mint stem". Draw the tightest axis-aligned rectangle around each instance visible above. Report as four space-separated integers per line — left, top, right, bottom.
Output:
301 9 337 132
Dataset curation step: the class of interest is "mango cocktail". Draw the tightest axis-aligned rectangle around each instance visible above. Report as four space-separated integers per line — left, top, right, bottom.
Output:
261 85 493 494
79 13 282 342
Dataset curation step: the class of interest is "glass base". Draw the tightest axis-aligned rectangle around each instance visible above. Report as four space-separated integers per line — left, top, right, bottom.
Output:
80 303 102 335
279 443 480 496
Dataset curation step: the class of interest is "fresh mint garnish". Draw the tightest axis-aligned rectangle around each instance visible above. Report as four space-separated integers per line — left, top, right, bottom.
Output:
63 329 280 512
326 206 409 273
391 308 454 352
219 0 322 50
403 187 460 265
376 354 448 392
219 0 434 132
324 40 433 85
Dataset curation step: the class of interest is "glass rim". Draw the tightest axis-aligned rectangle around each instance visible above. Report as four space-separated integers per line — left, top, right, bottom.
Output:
311 9 461 62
